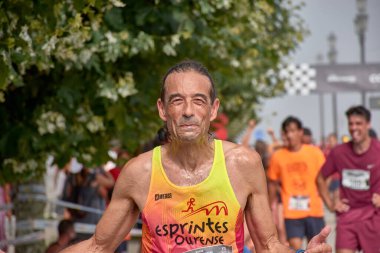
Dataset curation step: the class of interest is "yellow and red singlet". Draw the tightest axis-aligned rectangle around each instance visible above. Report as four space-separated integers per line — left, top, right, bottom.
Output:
141 140 244 253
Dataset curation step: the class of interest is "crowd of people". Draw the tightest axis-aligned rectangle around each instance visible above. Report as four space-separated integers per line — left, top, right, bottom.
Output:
1 60 379 253
239 105 380 253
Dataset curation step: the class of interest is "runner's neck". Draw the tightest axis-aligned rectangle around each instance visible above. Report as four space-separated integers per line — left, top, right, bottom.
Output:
288 143 303 152
165 139 214 172
353 137 371 155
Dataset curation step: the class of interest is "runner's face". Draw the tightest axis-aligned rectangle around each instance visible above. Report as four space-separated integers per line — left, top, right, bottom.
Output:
157 71 219 143
327 134 337 147
284 122 303 148
302 135 312 144
348 115 370 144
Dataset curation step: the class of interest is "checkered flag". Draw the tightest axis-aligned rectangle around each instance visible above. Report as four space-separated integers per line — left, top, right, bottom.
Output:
280 63 317 95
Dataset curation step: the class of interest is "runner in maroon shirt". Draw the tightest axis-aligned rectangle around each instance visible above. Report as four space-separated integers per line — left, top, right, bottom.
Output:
317 105 380 253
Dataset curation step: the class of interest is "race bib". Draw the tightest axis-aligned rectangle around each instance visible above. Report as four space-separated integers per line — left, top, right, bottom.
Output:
185 245 232 253
288 195 310 211
342 169 370 190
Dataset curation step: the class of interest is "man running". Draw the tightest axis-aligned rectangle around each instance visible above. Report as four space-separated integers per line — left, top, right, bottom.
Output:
61 60 331 253
267 117 326 250
317 105 380 253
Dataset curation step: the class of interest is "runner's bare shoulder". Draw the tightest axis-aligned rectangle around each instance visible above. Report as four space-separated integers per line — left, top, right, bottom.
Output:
222 140 263 174
116 150 153 200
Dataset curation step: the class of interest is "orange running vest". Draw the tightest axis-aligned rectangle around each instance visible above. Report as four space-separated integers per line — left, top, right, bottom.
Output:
141 140 244 253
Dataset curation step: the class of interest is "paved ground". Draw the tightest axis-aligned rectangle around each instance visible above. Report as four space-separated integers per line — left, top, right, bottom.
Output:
324 207 337 252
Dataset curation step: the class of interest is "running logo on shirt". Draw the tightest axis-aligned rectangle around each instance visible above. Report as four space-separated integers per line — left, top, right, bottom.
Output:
181 198 228 219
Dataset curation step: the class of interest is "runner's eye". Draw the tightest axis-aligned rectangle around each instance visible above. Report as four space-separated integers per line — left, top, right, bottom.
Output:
171 98 183 105
193 98 207 105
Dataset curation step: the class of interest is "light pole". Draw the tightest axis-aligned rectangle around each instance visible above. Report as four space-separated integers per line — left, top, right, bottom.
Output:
354 0 368 64
355 0 368 106
327 32 338 136
327 33 337 65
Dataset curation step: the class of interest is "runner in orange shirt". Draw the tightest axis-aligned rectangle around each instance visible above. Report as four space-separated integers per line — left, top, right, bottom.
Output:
268 116 326 250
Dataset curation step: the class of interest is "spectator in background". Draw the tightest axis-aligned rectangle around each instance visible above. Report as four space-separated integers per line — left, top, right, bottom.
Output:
302 127 313 144
369 128 378 139
0 184 11 252
322 133 340 195
322 133 338 157
241 120 270 171
268 128 289 153
268 116 326 249
44 156 68 219
62 159 114 241
45 219 76 253
104 148 131 253
210 113 229 140
267 128 280 152
240 119 256 147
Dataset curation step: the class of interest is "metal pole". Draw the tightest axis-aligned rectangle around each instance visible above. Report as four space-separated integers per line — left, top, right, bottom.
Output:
361 91 366 106
359 22 366 106
332 92 338 136
355 0 367 106
319 93 325 142
359 33 365 64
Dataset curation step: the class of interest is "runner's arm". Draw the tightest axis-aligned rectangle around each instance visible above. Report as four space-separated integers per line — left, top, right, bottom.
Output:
241 120 256 147
372 193 380 208
316 173 334 211
243 150 292 252
60 160 141 253
268 180 279 209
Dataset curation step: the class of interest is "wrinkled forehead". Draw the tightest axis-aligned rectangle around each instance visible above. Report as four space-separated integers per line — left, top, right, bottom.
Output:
164 71 212 98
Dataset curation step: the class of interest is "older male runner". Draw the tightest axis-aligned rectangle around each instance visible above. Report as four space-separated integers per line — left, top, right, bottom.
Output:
317 106 380 253
61 60 331 253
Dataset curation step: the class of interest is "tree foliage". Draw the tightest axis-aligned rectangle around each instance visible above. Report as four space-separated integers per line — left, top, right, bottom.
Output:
0 0 306 183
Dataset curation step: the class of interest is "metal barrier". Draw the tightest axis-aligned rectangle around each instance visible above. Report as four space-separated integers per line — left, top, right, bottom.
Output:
1 192 142 252
0 231 45 248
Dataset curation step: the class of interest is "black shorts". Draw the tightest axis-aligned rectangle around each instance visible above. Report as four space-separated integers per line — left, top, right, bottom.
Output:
285 217 325 240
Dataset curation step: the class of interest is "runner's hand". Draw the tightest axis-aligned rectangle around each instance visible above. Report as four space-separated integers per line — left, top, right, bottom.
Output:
305 226 332 253
267 128 274 136
334 198 350 213
372 193 380 208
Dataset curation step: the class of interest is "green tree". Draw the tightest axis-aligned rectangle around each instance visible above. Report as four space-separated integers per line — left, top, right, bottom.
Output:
0 0 306 183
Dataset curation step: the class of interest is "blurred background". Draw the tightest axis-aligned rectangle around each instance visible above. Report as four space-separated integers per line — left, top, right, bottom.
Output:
0 0 379 252
248 0 380 146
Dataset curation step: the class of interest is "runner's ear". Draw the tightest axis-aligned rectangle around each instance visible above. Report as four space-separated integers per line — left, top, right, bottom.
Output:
210 98 220 121
157 99 167 121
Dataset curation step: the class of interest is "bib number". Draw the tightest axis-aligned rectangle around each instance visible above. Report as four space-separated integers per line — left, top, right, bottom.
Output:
288 196 310 211
342 169 370 190
185 245 232 253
